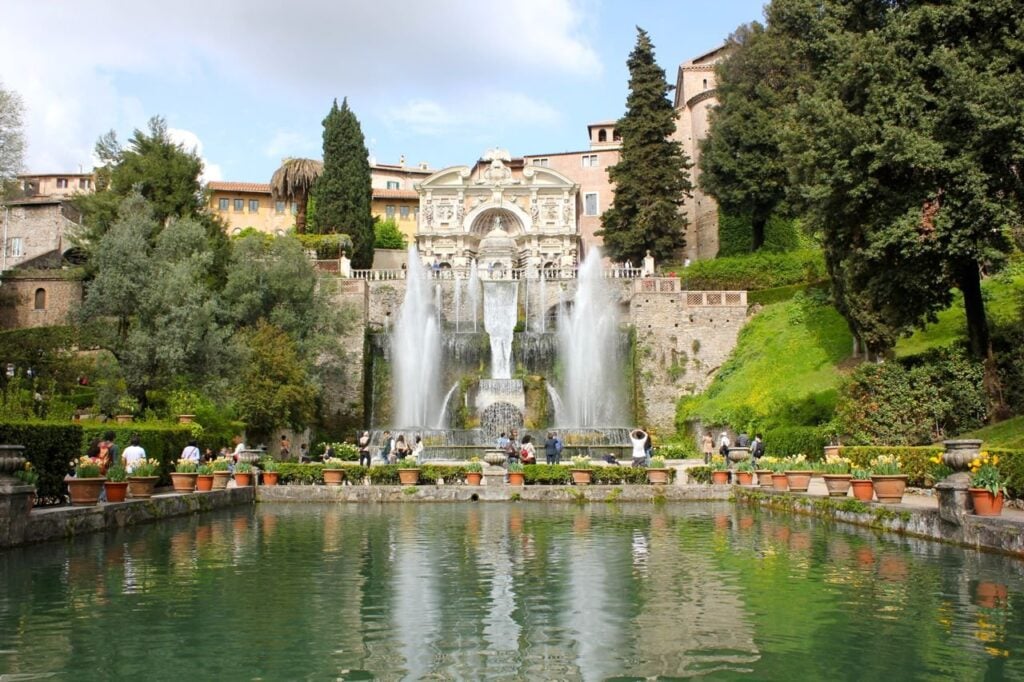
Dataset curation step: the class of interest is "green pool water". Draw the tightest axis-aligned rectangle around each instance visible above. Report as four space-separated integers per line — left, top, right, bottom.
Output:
2 502 1023 680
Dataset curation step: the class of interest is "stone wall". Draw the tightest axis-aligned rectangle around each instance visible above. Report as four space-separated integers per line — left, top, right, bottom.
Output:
0 201 77 267
322 278 369 435
0 274 83 329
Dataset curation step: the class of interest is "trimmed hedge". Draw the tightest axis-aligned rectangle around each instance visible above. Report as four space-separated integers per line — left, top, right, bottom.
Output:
990 448 1024 499
667 250 826 291
0 421 81 503
763 427 829 459
81 422 193 485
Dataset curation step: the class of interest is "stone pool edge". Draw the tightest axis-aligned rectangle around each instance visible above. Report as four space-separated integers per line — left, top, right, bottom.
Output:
255 484 733 504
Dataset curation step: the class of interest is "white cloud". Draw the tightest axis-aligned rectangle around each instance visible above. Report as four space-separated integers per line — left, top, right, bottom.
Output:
168 128 222 182
386 92 560 138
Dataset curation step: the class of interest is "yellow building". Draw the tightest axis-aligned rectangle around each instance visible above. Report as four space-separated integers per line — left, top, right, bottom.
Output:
369 161 433 241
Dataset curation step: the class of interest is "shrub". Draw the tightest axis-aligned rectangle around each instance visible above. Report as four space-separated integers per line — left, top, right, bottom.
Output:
671 249 826 291
0 421 81 503
523 464 571 485
990 448 1024 499
762 426 828 459
716 211 812 257
373 219 407 250
295 233 354 260
687 465 712 484
657 441 699 459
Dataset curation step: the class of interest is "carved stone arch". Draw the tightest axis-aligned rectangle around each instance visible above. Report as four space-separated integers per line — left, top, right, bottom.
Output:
464 202 532 235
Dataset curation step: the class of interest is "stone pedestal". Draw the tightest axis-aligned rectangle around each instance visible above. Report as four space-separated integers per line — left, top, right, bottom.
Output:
482 449 507 486
936 439 982 526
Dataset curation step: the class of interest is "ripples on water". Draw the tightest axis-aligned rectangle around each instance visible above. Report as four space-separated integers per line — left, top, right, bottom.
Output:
1 502 1023 680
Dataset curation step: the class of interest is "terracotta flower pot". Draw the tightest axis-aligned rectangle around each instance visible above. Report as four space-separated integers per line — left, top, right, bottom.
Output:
975 581 1008 608
711 470 730 485
323 469 346 486
115 414 133 423
871 475 907 504
212 471 231 490
196 474 214 492
104 481 129 503
234 472 252 487
170 472 198 493
756 470 774 488
735 471 754 486
508 471 525 486
647 468 671 485
969 488 1004 516
772 473 789 491
127 476 159 499
822 474 852 497
68 478 104 505
177 414 195 424
851 479 874 502
571 469 593 485
262 472 280 486
466 471 483 486
398 468 420 485
785 470 813 492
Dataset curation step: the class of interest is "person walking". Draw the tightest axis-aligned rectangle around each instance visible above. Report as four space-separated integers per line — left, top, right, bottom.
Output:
103 431 120 467
702 432 714 465
519 435 537 465
123 435 146 473
180 440 201 465
718 431 731 457
552 431 563 465
630 429 648 467
544 432 558 465
381 431 395 464
412 435 424 464
358 431 371 467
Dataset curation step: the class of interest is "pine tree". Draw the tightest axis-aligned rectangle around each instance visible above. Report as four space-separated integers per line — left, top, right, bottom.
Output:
597 28 692 264
314 98 374 268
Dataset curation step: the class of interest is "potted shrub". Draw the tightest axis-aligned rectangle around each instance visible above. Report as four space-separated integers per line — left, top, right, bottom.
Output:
234 461 253 486
968 451 1007 516
507 462 525 486
646 456 671 485
105 464 129 502
171 459 199 493
323 458 347 486
68 456 104 506
784 454 813 492
398 457 421 486
127 458 161 499
570 456 593 485
761 457 788 491
709 455 730 485
821 457 852 497
870 454 907 504
465 459 483 486
734 460 755 486
196 464 214 492
211 457 232 489
851 467 874 502
261 459 280 486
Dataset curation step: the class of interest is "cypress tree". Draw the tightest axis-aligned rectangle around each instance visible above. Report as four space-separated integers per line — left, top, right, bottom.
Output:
314 98 374 268
597 27 692 265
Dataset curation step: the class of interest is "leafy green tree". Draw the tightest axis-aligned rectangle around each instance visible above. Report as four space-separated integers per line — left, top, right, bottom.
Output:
270 157 322 234
699 22 802 251
597 28 692 264
374 218 407 249
0 82 25 185
314 98 374 267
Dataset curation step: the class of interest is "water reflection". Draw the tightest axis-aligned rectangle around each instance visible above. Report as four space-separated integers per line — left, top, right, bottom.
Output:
1 503 1023 680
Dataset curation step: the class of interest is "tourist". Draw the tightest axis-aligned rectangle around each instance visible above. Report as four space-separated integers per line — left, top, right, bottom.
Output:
412 435 424 464
279 434 291 458
103 430 120 467
496 432 509 451
630 429 647 467
380 430 395 464
751 434 764 460
644 431 654 465
299 443 309 463
520 435 536 465
96 440 112 476
505 429 520 465
702 431 714 465
718 431 731 457
544 432 559 465
323 443 336 461
123 435 146 473
358 431 371 467
180 440 201 465
553 431 563 464
737 432 750 448
394 434 410 460
604 453 619 465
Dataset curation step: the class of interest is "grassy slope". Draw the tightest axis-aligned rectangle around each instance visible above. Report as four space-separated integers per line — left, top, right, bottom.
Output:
961 416 1024 448
679 294 853 428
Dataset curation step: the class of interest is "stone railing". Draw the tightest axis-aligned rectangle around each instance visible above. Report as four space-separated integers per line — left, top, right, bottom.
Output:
633 279 747 306
343 266 647 281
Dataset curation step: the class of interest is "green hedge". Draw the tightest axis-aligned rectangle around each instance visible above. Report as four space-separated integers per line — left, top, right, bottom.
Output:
990 448 1024 499
81 422 193 485
295 233 354 260
666 250 826 291
0 421 81 503
763 427 829 459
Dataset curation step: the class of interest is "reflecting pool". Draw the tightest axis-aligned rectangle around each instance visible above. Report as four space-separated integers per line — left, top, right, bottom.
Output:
2 502 1024 680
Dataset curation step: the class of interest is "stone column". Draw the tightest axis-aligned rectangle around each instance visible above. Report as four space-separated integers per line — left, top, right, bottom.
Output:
0 445 32 548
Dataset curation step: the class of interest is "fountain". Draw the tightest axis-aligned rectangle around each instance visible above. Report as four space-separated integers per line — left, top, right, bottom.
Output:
392 245 441 428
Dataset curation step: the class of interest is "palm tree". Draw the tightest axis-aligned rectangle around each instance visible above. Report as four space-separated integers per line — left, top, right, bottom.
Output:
269 158 322 234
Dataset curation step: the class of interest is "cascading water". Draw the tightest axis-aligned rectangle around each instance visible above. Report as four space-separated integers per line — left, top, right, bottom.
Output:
538 274 547 333
468 260 480 333
392 246 441 427
483 281 518 379
454 276 462 334
434 381 459 429
558 248 625 426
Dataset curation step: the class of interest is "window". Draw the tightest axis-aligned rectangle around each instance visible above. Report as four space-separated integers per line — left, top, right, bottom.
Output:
34 288 46 311
598 129 607 143
413 207 420 221
386 180 400 190
79 178 91 190
385 205 396 220
249 199 259 213
290 202 297 215
400 206 410 220
582 154 598 168
584 192 599 216
56 178 68 189
532 158 549 167
703 78 708 90
233 199 244 212
613 131 621 142
218 198 229 211
9 238 23 257
275 201 285 214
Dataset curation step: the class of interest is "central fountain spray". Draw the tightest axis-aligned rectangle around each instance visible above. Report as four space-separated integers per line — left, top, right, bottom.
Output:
392 245 441 427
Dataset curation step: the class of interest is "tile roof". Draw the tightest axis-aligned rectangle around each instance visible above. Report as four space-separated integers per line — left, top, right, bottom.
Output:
207 181 271 193
372 188 419 200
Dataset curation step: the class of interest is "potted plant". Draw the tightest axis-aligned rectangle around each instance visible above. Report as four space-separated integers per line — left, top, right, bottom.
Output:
784 454 813 492
570 456 593 485
647 456 671 485
211 457 232 489
821 457 852 497
234 461 253 486
170 459 199 493
870 454 907 504
323 458 347 486
507 462 525 486
68 456 104 506
128 458 161 499
761 457 788 491
115 395 139 423
850 466 874 502
398 457 421 486
261 459 280 486
105 464 129 502
709 455 730 485
755 457 776 489
196 463 214 492
734 460 755 486
465 459 483 486
968 451 1007 516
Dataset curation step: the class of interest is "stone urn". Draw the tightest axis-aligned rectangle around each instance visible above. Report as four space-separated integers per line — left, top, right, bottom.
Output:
727 447 750 465
942 439 982 474
0 444 27 486
482 449 509 486
937 439 982 525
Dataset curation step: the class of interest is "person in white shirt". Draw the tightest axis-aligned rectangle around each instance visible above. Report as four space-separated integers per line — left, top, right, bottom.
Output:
718 432 731 457
122 435 146 473
630 429 648 467
180 440 201 464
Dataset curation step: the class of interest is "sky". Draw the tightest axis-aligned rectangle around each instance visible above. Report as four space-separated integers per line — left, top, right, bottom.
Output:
1 0 767 183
